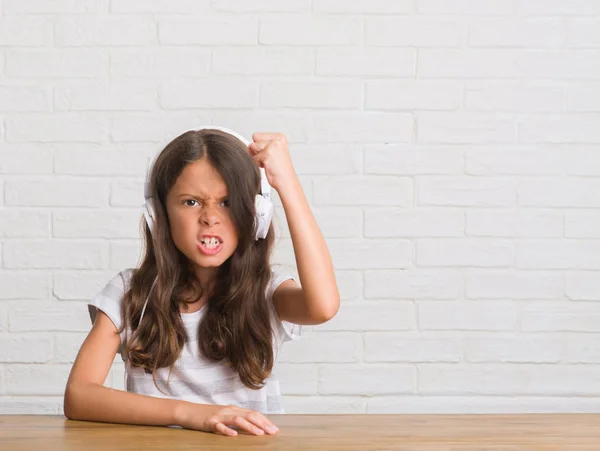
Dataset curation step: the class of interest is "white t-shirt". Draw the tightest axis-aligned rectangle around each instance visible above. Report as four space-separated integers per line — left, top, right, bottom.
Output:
88 266 301 414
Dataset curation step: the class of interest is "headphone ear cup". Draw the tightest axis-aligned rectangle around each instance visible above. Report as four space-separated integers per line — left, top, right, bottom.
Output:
254 194 273 240
144 198 156 235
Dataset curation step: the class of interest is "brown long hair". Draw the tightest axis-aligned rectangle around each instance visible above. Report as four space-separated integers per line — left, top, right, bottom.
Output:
118 129 276 390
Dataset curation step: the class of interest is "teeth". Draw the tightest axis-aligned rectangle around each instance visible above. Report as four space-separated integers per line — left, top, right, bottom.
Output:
201 237 221 248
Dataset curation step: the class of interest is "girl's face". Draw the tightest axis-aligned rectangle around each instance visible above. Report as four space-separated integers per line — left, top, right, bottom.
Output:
166 158 239 283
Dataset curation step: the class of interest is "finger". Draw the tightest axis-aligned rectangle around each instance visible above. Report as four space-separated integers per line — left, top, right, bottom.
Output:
252 132 283 142
248 141 269 155
232 415 265 436
214 422 237 437
247 412 279 435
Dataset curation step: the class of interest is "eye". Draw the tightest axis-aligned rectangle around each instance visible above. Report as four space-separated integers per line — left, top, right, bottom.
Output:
220 199 230 208
183 199 199 207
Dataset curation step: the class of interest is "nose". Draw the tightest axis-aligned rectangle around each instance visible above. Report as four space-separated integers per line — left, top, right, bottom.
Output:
199 202 221 227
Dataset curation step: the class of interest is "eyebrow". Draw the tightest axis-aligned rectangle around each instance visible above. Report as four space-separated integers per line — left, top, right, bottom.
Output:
177 193 228 200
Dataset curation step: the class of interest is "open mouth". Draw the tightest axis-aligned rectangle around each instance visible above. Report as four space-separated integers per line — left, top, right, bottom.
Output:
197 237 223 255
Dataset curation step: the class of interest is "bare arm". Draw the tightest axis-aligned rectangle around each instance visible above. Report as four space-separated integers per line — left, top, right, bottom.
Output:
64 311 278 436
64 310 183 426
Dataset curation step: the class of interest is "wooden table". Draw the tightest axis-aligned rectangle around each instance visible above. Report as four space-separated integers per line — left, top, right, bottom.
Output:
0 414 599 450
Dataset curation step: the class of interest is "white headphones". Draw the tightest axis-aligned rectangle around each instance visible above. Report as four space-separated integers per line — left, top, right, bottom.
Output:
143 126 274 241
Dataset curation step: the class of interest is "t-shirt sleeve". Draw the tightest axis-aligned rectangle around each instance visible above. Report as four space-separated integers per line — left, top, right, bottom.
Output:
266 265 302 343
88 269 134 339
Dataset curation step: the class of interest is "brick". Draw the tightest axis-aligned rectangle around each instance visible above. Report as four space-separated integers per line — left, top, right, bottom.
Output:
0 211 49 238
55 144 151 176
418 113 516 144
309 113 413 143
565 334 600 363
521 301 600 332
314 0 412 13
320 364 416 395
160 80 258 109
278 333 361 363
516 240 600 270
365 145 464 175
112 0 209 13
566 212 600 238
465 335 562 363
3 0 108 13
335 271 362 301
6 114 108 143
260 17 360 46
6 49 108 78
209 111 311 144
567 83 600 112
111 48 210 78
419 364 600 395
327 239 412 270
316 302 415 331
366 81 462 111
109 113 211 143
417 0 515 15
516 51 600 80
0 336 53 363
277 206 361 239
417 238 512 268
367 396 600 414
466 149 565 175
109 178 145 207
0 397 62 415
466 210 563 238
3 241 108 269
417 177 517 207
290 144 360 175
55 82 157 111
53 271 118 301
469 18 565 48
567 19 600 48
365 17 464 47
419 301 518 331
213 0 309 12
159 17 257 45
520 115 600 143
54 16 156 46
0 145 53 174
110 241 142 269
317 48 415 78
517 0 600 15
419 50 516 78
9 303 91 332
274 364 318 395
467 271 564 300
5 179 107 207
466 84 564 113
0 84 51 112
365 209 464 238
54 333 89 363
566 272 600 301
214 47 313 75
365 270 463 300
0 273 48 300
262 81 361 109
53 210 141 239
6 364 71 395
519 179 600 208
365 333 461 363
314 176 412 207
283 396 365 414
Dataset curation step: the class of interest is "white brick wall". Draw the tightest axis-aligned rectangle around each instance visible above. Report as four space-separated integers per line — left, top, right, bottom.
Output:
0 0 599 416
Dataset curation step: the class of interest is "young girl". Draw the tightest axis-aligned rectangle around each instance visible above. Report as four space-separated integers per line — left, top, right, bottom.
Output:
63 127 340 437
